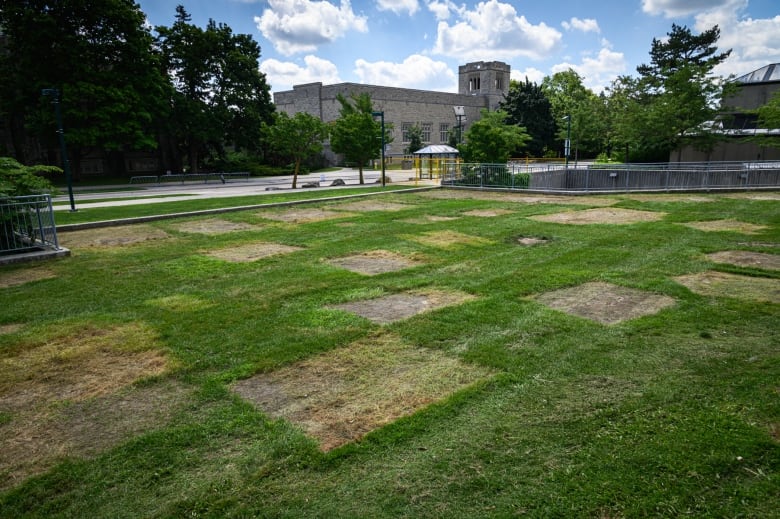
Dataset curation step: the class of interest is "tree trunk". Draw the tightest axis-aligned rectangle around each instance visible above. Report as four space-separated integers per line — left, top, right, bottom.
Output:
358 164 364 184
189 140 199 174
292 158 300 189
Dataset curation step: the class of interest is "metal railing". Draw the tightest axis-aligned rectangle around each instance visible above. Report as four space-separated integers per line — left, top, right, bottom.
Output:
441 161 780 192
0 194 59 253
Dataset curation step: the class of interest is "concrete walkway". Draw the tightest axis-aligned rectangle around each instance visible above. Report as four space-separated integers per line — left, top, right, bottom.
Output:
52 168 438 211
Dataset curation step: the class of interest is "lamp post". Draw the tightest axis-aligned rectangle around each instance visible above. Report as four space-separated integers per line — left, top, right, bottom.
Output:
371 110 386 187
41 88 76 212
563 114 571 171
453 106 465 144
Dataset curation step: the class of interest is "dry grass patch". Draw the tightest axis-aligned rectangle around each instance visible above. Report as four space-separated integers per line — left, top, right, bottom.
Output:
0 322 178 489
420 190 618 206
232 333 495 451
724 192 780 201
462 208 515 217
205 242 303 262
330 289 476 324
0 267 56 288
621 194 716 203
535 282 676 325
675 271 780 303
333 200 415 212
706 251 780 271
400 215 460 224
682 220 768 234
146 294 215 312
516 236 550 246
529 208 665 225
58 225 170 248
405 230 492 249
257 208 357 223
0 324 23 335
327 250 423 276
171 218 258 234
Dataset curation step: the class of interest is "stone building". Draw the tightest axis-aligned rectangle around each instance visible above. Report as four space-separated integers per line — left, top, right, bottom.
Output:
677 63 780 162
273 61 510 164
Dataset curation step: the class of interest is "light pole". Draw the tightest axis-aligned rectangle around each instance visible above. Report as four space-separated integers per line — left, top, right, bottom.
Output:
372 111 386 187
563 114 571 171
453 106 465 144
41 88 76 212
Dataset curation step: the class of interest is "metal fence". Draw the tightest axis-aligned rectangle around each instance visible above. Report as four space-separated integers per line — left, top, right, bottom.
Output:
0 194 59 253
441 161 780 193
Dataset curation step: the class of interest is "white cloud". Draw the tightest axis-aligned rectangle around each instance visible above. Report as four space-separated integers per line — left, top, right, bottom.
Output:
552 47 627 93
377 0 419 15
641 0 735 18
432 0 562 61
354 54 457 91
510 67 546 85
260 55 342 92
561 17 600 33
254 0 368 56
426 0 458 20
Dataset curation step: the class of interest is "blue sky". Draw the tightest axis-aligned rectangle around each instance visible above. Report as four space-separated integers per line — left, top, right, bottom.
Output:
136 0 780 94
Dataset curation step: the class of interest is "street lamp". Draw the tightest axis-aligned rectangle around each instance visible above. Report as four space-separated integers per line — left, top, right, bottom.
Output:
453 106 465 144
41 88 76 211
563 114 571 170
371 110 386 187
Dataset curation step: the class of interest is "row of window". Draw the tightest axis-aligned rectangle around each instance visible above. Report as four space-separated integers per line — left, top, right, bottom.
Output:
401 122 450 143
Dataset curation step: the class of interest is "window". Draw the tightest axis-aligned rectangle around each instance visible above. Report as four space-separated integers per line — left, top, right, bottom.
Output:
402 122 413 143
421 123 432 142
469 75 481 91
439 123 450 143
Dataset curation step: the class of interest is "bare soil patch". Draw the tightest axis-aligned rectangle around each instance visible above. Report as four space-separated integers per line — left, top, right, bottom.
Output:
725 192 780 201
0 324 23 335
232 333 494 451
59 225 170 248
171 218 258 234
682 220 768 234
333 200 415 212
0 267 56 288
529 208 665 225
330 289 475 324
706 251 780 271
675 271 780 303
400 215 460 224
621 194 716 203
257 208 357 223
327 250 423 275
206 242 303 262
535 282 676 325
0 322 178 489
420 190 618 206
462 208 515 217
405 230 492 249
516 236 550 246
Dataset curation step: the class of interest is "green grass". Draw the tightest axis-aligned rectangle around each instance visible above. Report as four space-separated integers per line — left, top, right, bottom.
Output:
53 185 416 225
1 190 778 518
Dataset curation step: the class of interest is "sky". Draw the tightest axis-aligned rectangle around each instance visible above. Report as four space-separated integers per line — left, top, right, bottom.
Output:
135 0 780 95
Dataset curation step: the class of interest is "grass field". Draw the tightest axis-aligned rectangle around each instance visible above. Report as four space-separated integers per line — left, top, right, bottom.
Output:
1 188 778 517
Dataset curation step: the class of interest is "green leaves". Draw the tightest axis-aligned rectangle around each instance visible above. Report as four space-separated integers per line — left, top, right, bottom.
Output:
459 109 530 163
0 157 58 197
329 93 383 184
265 112 329 188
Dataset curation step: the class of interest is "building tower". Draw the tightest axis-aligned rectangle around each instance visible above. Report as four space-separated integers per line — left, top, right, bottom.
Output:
458 61 511 110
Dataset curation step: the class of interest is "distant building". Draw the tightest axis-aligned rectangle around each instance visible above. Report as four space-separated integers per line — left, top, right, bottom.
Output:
273 61 510 164
676 63 780 162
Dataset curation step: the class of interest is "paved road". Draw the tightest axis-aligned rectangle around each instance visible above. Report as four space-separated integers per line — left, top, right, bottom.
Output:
52 168 435 211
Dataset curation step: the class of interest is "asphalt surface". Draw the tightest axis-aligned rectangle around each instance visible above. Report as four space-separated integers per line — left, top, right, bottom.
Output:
52 168 436 211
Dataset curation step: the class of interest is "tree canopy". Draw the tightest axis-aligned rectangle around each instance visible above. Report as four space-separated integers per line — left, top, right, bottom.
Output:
460 109 530 163
329 93 385 184
265 112 328 188
501 79 557 157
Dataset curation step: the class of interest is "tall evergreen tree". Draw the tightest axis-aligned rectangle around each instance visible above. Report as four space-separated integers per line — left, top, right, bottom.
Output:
500 79 556 157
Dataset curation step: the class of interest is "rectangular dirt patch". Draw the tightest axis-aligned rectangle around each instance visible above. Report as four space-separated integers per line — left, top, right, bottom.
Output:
329 289 476 324
405 230 492 249
257 208 357 223
675 271 780 303
327 250 423 275
205 242 303 262
232 333 495 451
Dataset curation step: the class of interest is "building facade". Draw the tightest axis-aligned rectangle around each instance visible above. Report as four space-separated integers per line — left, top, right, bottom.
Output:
273 61 510 164
677 63 780 162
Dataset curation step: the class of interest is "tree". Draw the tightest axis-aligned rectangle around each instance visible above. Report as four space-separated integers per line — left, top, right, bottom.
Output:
500 78 556 157
329 93 384 185
405 125 424 154
460 109 530 163
265 112 328 188
542 69 603 160
0 157 58 197
634 24 733 161
751 90 780 150
155 6 274 173
0 0 168 175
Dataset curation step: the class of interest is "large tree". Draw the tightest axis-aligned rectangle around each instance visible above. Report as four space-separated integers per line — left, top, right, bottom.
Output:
542 69 603 160
460 109 530 163
634 24 733 161
500 78 557 157
155 6 274 173
265 112 328 188
0 0 168 175
329 93 384 185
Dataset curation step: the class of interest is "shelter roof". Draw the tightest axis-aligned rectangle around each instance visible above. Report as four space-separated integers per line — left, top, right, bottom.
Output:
413 144 459 155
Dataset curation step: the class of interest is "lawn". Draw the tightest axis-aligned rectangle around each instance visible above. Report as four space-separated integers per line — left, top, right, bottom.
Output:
0 189 778 517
